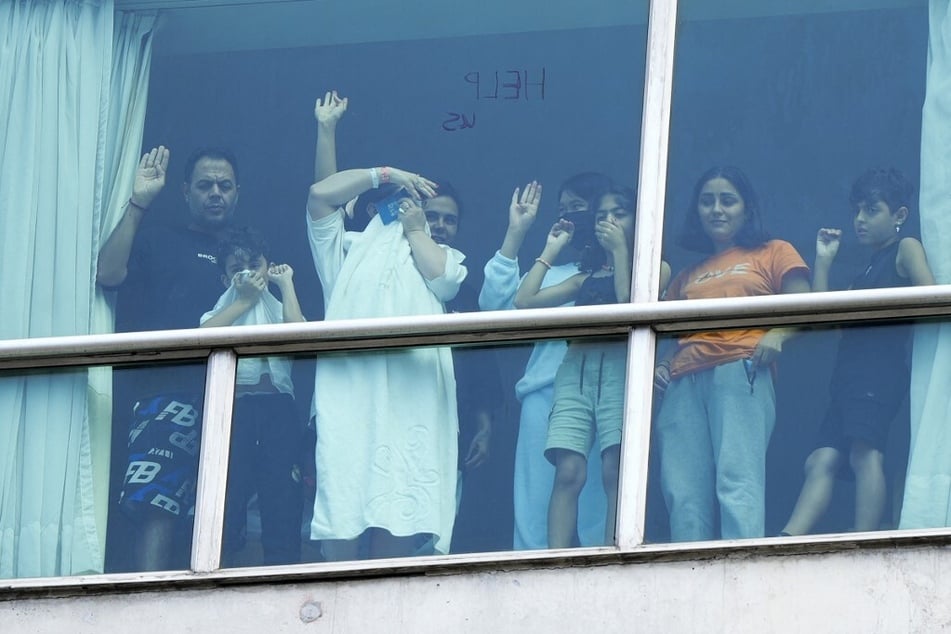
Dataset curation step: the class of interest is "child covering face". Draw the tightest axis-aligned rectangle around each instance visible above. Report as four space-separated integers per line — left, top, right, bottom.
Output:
200 226 306 566
516 186 669 548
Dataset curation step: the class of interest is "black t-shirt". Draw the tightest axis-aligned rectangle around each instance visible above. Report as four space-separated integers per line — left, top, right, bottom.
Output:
110 223 224 399
113 223 223 333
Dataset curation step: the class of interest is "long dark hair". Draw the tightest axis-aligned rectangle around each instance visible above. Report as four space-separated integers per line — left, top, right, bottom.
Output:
557 172 614 268
678 166 769 253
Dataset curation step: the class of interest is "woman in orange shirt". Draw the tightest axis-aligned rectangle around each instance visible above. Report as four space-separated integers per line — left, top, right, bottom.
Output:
653 166 810 542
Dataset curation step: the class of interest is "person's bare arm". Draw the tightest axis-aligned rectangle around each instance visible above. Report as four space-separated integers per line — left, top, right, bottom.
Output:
313 91 348 183
812 228 842 293
595 218 632 303
463 413 492 470
514 220 584 309
896 237 935 286
97 146 169 286
750 269 811 368
307 167 436 221
400 199 448 280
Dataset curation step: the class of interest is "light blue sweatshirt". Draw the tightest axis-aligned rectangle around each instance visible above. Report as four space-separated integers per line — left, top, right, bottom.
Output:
478 250 580 401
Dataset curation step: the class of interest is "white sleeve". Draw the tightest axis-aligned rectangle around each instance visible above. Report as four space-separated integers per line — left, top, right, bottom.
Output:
307 209 346 309
424 246 467 302
199 288 232 326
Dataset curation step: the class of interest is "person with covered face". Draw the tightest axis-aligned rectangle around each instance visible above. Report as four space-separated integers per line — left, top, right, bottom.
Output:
200 226 306 565
306 144 467 558
479 173 615 550
516 185 668 548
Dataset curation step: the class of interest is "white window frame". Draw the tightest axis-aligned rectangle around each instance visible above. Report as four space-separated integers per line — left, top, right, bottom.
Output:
5 0 951 594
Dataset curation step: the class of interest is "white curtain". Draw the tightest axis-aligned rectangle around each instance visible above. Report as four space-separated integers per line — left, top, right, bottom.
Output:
0 0 155 577
900 0 951 529
89 8 157 567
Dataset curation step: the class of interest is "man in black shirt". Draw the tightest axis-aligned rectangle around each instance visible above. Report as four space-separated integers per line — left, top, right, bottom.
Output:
98 146 240 570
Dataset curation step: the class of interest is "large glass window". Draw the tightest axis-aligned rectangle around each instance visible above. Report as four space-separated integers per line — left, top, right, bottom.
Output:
662 1 929 304
134 0 652 331
642 0 951 548
3 0 651 581
220 337 628 568
0 361 206 579
9 0 951 590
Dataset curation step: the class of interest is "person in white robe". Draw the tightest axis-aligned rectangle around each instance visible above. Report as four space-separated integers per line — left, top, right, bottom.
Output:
306 167 467 558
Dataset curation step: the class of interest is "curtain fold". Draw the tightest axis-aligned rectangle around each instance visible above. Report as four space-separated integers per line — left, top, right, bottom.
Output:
900 0 951 529
88 7 157 568
0 0 155 578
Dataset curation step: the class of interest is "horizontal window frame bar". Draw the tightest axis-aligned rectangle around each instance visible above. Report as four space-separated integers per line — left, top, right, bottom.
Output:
5 526 951 598
0 286 949 370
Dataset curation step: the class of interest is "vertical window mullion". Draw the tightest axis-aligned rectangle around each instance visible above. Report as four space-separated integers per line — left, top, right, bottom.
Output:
632 0 678 304
190 349 238 573
616 326 658 548
616 0 679 550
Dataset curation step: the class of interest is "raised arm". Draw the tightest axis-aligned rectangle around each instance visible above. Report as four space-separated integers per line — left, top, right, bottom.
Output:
500 181 542 259
307 167 436 221
812 227 842 293
268 264 306 322
479 182 543 310
514 219 586 309
97 146 169 286
314 91 348 183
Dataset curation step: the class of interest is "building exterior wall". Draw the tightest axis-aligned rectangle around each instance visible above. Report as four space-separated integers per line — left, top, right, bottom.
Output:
3 541 949 632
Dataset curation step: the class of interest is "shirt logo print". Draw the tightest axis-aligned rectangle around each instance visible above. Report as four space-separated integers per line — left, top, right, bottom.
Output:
693 263 751 285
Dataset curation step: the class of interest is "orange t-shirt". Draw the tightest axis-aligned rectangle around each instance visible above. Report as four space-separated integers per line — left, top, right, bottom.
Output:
665 240 808 377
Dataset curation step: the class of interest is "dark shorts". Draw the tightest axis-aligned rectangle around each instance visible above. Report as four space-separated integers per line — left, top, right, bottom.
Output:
118 393 202 520
814 388 905 453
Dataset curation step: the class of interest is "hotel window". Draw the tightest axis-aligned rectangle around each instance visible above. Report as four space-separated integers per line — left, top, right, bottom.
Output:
5 0 951 588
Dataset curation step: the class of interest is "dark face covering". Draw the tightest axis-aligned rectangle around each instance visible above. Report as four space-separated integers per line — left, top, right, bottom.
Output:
560 209 597 252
